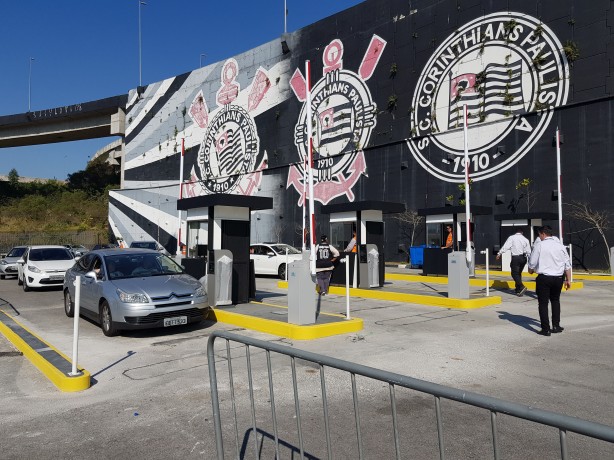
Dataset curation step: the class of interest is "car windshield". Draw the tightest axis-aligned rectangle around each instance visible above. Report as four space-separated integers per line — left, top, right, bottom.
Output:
29 248 73 261
7 247 26 258
131 242 157 250
104 253 184 280
270 245 301 255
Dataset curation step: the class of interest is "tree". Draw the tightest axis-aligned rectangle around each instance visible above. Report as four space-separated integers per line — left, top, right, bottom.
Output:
515 178 538 212
391 210 424 247
7 168 19 187
272 222 288 243
567 201 612 269
67 158 120 197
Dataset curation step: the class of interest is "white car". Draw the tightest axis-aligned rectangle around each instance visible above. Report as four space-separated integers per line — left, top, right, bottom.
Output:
250 243 303 279
17 245 77 291
0 246 28 279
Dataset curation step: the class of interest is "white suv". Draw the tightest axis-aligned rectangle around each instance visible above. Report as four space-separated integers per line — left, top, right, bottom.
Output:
250 243 303 279
17 245 77 291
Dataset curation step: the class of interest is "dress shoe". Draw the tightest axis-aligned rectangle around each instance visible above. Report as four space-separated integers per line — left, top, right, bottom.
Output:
537 329 551 336
551 326 565 333
517 286 527 296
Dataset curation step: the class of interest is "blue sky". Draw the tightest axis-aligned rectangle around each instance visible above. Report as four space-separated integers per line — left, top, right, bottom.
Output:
0 0 364 180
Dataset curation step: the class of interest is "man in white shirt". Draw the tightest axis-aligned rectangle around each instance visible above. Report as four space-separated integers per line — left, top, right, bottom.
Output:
528 226 572 336
496 229 531 296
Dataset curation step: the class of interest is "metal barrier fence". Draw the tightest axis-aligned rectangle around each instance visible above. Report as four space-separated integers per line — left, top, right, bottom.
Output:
208 331 614 460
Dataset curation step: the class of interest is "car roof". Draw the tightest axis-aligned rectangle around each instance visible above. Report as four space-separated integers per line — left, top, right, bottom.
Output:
90 248 160 256
28 245 72 250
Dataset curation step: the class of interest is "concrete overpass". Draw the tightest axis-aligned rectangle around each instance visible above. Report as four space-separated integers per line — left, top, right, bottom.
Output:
0 94 128 148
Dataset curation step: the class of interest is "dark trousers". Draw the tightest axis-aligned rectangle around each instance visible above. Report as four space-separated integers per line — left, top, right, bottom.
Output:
510 255 527 293
316 271 332 294
535 274 564 331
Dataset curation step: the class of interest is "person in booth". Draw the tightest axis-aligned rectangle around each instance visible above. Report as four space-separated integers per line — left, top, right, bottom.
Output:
441 225 453 250
315 235 339 296
344 230 357 253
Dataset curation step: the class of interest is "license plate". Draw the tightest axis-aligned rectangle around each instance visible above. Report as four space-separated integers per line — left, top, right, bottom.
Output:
49 275 64 281
163 316 188 327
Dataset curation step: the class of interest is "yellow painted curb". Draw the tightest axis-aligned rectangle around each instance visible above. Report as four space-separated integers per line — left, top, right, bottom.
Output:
387 273 583 290
475 269 613 282
207 305 363 340
0 311 90 392
277 281 501 309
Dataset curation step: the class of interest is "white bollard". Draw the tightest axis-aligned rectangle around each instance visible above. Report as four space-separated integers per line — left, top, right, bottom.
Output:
345 257 351 319
480 249 489 297
568 244 573 283
285 248 289 282
69 275 82 376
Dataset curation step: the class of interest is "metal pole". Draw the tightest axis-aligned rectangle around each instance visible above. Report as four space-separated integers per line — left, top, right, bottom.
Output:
345 257 351 319
28 57 34 112
463 104 472 263
69 276 82 376
568 244 573 283
556 127 563 243
176 138 185 258
200 53 206 68
138 1 146 87
306 60 316 274
284 0 287 34
285 248 289 282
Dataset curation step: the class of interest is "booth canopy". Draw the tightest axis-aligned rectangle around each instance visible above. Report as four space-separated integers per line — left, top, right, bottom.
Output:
418 205 492 216
494 212 558 221
321 201 405 214
177 194 273 211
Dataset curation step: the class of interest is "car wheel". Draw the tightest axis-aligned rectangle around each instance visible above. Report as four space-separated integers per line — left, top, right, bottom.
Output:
278 263 287 280
17 275 23 286
0 275 5 280
100 301 117 337
64 289 74 318
23 277 30 292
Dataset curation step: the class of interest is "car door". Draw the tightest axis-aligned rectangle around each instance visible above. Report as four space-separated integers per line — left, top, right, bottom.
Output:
17 248 29 283
261 245 278 274
251 245 270 275
74 254 96 313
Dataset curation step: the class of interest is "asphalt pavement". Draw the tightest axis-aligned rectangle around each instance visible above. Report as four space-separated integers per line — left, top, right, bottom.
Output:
0 269 613 459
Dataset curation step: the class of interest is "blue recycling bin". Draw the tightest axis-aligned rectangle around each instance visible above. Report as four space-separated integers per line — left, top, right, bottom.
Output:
409 245 427 268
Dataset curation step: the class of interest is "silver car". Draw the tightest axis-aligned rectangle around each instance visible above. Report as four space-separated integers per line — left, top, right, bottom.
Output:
63 249 209 336
0 246 28 279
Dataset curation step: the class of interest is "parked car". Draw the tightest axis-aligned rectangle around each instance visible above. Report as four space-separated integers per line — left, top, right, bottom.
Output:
0 246 28 280
250 243 303 279
63 248 209 337
63 244 89 257
16 245 77 291
91 244 118 251
129 240 169 254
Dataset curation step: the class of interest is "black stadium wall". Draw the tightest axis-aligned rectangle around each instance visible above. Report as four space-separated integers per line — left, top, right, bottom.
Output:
110 0 614 269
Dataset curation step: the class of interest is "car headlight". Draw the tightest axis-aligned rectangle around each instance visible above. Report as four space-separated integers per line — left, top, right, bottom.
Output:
194 287 206 298
117 289 148 303
0 260 7 265
27 265 42 273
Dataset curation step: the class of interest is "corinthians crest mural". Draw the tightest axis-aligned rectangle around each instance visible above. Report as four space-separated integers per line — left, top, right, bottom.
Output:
288 35 386 205
186 58 270 196
407 12 570 182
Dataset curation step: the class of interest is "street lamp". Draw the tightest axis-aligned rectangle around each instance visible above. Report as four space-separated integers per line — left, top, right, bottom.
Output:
138 1 147 86
28 57 34 112
200 53 206 68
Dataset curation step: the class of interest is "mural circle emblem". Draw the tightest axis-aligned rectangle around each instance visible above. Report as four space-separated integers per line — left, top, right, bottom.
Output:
198 105 259 193
407 12 569 182
294 69 376 182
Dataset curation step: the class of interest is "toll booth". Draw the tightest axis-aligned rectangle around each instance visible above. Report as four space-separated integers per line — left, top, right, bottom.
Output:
494 212 558 272
321 201 405 288
418 205 492 276
177 194 273 305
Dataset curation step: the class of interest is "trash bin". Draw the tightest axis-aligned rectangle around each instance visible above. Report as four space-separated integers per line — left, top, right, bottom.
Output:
409 244 428 268
207 250 233 307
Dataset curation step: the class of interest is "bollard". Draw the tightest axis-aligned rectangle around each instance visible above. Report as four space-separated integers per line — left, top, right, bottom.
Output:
345 257 351 319
480 248 489 297
69 275 82 376
568 244 573 283
285 248 289 282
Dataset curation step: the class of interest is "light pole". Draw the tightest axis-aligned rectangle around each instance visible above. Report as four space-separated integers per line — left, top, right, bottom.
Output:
28 57 34 112
200 53 206 68
284 0 287 33
138 1 147 86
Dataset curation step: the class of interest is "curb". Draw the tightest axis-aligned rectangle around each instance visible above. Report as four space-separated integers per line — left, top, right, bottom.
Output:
0 310 90 392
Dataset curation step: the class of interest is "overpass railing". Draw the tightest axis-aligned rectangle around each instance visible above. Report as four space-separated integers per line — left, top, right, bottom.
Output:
207 331 614 459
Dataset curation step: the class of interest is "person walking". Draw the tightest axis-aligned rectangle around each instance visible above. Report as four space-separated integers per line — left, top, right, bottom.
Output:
496 229 531 296
315 235 339 295
528 226 572 336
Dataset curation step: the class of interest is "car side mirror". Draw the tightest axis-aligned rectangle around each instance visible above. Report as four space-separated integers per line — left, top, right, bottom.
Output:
267 251 275 256
85 271 97 280
16 259 25 265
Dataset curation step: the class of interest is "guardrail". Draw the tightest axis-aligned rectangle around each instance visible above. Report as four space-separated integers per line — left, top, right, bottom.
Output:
208 331 614 459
